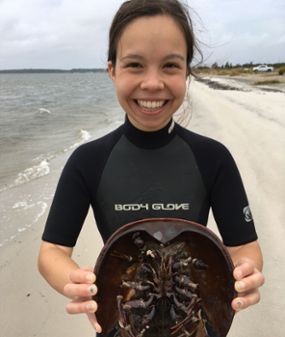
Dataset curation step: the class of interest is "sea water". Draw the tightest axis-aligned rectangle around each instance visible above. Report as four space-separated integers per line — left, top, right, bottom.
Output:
0 72 124 248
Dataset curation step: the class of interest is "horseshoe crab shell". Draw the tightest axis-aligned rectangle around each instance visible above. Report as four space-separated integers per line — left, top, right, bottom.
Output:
94 218 236 337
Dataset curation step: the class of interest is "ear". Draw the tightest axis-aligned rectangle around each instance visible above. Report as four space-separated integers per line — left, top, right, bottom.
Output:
107 61 116 81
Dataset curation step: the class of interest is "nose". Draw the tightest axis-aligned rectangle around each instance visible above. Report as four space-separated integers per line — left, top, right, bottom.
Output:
140 70 164 91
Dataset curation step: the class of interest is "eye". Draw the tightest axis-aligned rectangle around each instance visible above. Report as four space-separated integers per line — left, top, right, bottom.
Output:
164 62 180 69
125 62 142 68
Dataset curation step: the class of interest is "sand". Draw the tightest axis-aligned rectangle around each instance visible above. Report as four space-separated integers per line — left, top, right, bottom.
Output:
1 76 284 337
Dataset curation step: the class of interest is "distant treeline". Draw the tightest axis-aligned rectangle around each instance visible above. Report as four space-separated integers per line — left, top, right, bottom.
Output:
196 62 285 70
0 68 106 74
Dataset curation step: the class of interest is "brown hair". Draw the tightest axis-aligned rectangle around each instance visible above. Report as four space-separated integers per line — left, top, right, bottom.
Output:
108 0 202 75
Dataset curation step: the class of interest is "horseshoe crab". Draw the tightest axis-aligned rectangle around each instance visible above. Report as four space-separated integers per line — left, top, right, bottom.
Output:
93 218 236 337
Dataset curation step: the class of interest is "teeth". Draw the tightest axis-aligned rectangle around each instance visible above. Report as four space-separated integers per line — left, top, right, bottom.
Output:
137 100 165 109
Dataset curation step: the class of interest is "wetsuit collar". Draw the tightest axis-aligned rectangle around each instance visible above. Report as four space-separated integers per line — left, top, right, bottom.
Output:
124 116 177 149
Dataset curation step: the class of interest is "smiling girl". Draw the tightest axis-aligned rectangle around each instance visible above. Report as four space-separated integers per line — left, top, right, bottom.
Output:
108 14 188 132
38 0 264 335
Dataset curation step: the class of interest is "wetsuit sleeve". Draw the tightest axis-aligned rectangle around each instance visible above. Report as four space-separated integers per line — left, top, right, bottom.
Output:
178 126 257 247
42 148 90 247
41 126 124 246
210 145 257 246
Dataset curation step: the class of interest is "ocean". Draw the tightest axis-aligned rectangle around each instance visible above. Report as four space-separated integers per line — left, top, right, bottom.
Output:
0 72 124 248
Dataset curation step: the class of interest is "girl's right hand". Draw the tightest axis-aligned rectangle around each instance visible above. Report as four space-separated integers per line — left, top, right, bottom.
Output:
63 267 102 333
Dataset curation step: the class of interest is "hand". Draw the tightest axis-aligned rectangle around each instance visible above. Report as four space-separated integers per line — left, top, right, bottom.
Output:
63 267 102 332
231 258 265 312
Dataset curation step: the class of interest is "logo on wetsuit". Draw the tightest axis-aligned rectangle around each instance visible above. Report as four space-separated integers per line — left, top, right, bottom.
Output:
114 203 190 212
243 205 253 222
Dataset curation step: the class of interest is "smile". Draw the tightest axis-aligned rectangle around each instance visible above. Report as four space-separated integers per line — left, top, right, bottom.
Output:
136 100 167 109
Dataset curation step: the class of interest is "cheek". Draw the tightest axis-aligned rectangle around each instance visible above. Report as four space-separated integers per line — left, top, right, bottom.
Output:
115 76 134 98
114 79 135 111
114 83 126 104
172 77 187 99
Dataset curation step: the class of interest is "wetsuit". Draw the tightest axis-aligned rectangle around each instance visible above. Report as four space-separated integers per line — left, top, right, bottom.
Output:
42 117 257 247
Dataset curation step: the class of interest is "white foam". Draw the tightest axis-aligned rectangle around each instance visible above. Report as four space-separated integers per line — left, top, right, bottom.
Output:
1 129 91 192
64 129 92 152
80 129 91 142
34 201 48 223
0 201 48 248
38 108 51 114
15 159 50 185
12 201 34 210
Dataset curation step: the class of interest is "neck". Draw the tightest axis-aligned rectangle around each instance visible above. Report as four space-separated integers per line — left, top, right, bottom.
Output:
123 116 176 149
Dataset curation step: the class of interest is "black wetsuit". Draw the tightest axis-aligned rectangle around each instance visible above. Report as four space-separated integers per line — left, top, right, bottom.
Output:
42 117 257 247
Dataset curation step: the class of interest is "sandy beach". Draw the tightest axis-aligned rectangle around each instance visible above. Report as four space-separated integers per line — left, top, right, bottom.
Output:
1 75 285 337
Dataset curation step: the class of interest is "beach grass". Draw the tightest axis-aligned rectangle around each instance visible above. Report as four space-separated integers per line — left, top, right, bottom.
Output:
194 67 250 77
254 80 281 86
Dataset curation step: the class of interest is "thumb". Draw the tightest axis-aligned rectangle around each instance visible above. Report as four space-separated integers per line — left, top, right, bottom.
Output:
86 312 102 333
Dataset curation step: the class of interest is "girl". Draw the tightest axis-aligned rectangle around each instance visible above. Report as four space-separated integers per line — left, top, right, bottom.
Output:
38 0 264 334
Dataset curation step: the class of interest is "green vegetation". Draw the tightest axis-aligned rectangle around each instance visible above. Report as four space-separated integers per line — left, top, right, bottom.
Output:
254 80 280 86
195 62 285 77
195 67 249 77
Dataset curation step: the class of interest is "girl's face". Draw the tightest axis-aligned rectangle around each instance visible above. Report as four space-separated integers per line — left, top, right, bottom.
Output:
108 15 188 131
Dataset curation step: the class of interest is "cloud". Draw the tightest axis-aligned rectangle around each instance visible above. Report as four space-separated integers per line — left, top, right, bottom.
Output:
0 0 284 69
0 0 121 68
190 0 285 65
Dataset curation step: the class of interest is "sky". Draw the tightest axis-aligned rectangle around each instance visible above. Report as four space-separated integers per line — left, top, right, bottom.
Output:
0 0 284 70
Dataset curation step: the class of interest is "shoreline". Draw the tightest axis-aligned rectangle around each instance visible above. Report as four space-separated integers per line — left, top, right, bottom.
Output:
194 72 285 93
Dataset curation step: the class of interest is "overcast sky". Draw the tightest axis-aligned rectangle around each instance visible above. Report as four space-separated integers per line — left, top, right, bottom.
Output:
0 0 284 70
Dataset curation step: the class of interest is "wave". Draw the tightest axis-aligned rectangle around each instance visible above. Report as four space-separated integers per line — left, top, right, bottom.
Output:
38 108 52 114
0 129 92 193
15 159 50 185
64 129 92 152
0 200 48 248
12 200 48 225
79 129 91 142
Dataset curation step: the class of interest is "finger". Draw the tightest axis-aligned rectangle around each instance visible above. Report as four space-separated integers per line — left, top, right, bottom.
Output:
86 312 102 333
232 289 261 311
66 299 98 315
64 283 98 299
233 259 255 280
69 268 96 284
235 270 265 293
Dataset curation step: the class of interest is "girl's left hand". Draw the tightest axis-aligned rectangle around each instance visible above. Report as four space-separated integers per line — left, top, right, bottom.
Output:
231 257 265 311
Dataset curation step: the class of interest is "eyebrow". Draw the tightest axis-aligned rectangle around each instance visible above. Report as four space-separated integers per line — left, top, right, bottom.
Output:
120 54 144 61
164 54 186 62
120 54 186 62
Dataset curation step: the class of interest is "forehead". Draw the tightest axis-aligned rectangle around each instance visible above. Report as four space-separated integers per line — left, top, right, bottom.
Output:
117 15 187 58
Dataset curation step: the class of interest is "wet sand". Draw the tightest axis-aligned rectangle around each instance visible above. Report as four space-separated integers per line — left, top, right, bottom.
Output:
1 76 284 337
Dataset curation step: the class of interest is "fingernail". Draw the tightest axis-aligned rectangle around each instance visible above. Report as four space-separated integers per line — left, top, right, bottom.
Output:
86 273 95 283
235 271 242 280
236 299 243 310
86 302 96 312
95 324 102 333
236 281 245 292
89 285 97 294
